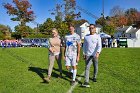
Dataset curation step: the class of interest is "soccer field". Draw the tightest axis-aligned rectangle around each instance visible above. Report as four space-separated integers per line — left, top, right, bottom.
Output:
0 48 140 93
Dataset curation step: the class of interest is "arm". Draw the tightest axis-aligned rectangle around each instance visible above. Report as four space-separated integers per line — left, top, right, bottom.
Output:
63 45 66 60
76 42 81 62
76 35 81 62
63 37 66 60
82 38 87 59
48 39 53 52
96 36 102 58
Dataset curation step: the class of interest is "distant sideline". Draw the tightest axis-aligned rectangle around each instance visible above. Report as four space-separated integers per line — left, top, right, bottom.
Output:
0 38 49 48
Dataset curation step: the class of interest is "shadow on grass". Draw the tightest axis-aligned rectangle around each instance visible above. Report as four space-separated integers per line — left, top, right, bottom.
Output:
28 67 63 83
53 68 72 82
28 67 72 83
53 68 84 85
28 67 48 83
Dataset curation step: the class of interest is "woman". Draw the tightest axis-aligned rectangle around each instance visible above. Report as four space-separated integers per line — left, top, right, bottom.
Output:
44 28 62 83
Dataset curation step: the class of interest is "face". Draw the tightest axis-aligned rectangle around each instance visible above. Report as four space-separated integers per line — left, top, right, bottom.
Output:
52 30 58 37
89 25 96 34
69 26 75 34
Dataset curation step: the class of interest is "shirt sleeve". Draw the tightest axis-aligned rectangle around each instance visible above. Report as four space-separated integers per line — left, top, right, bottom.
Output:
82 37 86 55
97 35 102 53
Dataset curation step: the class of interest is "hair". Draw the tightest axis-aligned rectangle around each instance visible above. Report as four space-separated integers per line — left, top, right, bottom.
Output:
51 28 58 33
89 24 96 27
68 23 75 28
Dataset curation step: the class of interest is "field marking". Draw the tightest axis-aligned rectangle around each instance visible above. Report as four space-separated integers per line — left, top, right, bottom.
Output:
66 71 85 93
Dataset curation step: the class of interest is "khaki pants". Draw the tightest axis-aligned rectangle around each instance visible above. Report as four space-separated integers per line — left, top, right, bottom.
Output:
48 54 62 77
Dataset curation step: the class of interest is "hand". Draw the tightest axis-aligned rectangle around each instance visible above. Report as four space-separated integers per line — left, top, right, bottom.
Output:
95 52 99 58
49 47 54 53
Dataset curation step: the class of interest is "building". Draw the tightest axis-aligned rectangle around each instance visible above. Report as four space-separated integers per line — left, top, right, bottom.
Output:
114 26 140 47
75 22 101 39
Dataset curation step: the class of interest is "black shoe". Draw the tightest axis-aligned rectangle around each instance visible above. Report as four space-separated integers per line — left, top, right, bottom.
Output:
71 81 76 86
82 82 90 87
93 78 97 82
67 72 72 79
57 73 63 78
75 78 79 82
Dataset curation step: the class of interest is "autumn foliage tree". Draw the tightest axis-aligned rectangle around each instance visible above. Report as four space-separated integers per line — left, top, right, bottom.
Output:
96 6 140 35
3 0 35 26
125 8 140 25
118 16 128 27
3 0 35 38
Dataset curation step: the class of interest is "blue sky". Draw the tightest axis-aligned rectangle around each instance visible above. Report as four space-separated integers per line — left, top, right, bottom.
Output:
0 0 140 31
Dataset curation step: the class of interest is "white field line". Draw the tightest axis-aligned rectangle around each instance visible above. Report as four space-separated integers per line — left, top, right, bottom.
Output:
66 71 85 93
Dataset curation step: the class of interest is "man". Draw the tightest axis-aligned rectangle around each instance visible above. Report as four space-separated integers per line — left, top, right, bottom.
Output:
64 24 81 86
82 24 102 87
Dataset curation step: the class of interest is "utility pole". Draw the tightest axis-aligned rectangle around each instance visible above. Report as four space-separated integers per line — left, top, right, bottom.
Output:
101 0 105 32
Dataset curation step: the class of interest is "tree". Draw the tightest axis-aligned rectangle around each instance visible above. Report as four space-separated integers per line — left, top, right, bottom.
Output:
56 21 69 37
64 0 81 23
3 0 35 26
118 16 128 27
0 24 11 39
47 0 81 36
14 25 34 38
110 6 124 17
95 17 106 26
50 0 80 24
103 25 115 35
39 18 55 35
125 8 139 25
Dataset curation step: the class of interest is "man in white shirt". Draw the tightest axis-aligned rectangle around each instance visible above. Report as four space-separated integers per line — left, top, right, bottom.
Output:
82 24 102 87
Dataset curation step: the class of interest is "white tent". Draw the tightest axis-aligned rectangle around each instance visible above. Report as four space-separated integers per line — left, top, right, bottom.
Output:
100 32 111 38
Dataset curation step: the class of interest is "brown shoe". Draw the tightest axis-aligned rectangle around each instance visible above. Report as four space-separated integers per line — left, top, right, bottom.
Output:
44 77 50 83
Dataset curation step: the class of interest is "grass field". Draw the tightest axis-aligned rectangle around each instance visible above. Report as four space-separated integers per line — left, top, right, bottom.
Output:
0 47 140 93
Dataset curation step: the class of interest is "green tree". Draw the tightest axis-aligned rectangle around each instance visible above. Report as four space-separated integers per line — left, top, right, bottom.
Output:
39 18 55 35
64 0 81 23
0 24 11 39
103 25 115 35
50 0 80 24
14 25 34 38
95 17 106 26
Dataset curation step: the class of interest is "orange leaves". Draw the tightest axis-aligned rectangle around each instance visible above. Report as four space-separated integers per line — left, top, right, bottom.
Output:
3 0 35 25
118 16 128 26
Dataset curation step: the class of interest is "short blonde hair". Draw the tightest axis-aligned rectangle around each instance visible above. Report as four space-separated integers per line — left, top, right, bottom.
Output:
51 28 58 33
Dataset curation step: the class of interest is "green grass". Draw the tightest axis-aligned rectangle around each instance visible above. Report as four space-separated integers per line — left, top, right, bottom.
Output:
0 48 140 93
